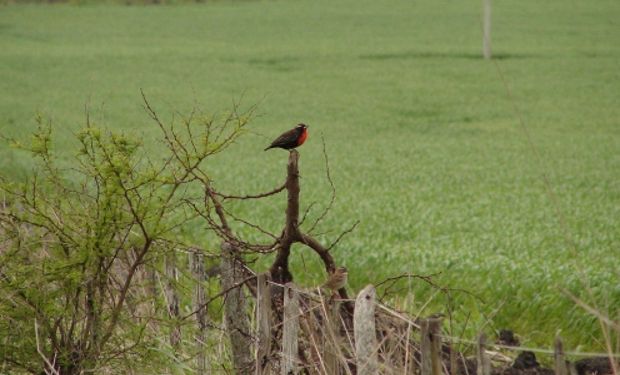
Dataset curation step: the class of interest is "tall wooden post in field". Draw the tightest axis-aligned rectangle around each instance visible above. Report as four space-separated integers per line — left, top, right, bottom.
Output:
483 0 492 59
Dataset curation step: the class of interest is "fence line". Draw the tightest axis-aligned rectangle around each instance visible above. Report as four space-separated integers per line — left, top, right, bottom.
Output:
238 278 620 374
263 280 619 360
268 281 620 358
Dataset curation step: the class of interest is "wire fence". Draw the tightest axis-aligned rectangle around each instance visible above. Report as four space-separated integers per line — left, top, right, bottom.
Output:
248 278 619 375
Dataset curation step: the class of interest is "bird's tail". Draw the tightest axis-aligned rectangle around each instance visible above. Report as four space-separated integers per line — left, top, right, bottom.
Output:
264 146 273 151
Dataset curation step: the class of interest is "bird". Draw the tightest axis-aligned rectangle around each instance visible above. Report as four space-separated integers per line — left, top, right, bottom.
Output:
322 267 348 291
264 123 308 151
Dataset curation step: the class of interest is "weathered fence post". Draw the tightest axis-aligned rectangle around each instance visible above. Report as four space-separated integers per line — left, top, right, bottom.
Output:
421 320 431 375
568 362 579 375
299 308 325 374
404 321 416 375
221 242 252 374
354 285 378 375
431 319 442 375
421 318 442 375
282 283 300 375
146 263 158 319
450 341 458 375
554 336 568 375
164 251 181 348
483 0 492 59
191 250 207 374
476 333 491 375
324 300 342 375
255 273 271 375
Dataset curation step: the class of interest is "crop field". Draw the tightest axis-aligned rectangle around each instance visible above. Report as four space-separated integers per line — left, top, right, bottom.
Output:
1 0 619 353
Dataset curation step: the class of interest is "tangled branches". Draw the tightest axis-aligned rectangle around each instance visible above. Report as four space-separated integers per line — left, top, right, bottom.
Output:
0 92 357 374
142 92 355 294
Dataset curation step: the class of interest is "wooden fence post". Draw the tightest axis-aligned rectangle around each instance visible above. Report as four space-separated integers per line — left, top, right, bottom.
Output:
421 318 442 375
476 333 491 375
191 250 207 374
255 273 271 375
324 300 342 375
164 251 181 348
483 0 492 59
221 242 252 374
568 362 579 375
354 285 378 375
404 321 416 375
282 282 300 375
554 336 568 375
450 341 458 375
421 320 432 375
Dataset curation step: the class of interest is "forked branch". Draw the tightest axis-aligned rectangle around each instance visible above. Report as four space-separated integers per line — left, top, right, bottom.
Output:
268 150 353 304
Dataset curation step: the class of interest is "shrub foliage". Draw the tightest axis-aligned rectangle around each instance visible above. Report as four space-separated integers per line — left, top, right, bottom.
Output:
0 103 251 374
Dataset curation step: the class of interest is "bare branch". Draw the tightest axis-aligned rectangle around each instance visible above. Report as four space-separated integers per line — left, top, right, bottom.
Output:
326 220 360 252
181 275 257 321
299 201 317 226
215 182 286 201
561 288 620 331
34 318 60 375
376 272 484 304
307 135 336 234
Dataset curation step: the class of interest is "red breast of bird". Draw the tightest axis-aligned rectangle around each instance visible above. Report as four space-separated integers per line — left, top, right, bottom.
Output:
296 126 308 146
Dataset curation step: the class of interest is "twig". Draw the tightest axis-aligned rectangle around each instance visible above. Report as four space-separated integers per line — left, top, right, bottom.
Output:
326 220 360 251
34 318 60 375
376 272 484 304
182 275 256 321
215 182 286 200
307 135 336 234
561 288 620 331
299 201 317 226
220 205 278 240
376 272 442 289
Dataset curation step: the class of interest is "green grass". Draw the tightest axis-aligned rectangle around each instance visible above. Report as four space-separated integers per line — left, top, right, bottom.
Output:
1 0 619 353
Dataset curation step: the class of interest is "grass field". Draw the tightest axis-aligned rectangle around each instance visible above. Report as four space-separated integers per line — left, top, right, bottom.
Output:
1 0 619 353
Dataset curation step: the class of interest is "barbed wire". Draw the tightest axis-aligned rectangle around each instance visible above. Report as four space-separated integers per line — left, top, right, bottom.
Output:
441 334 620 359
